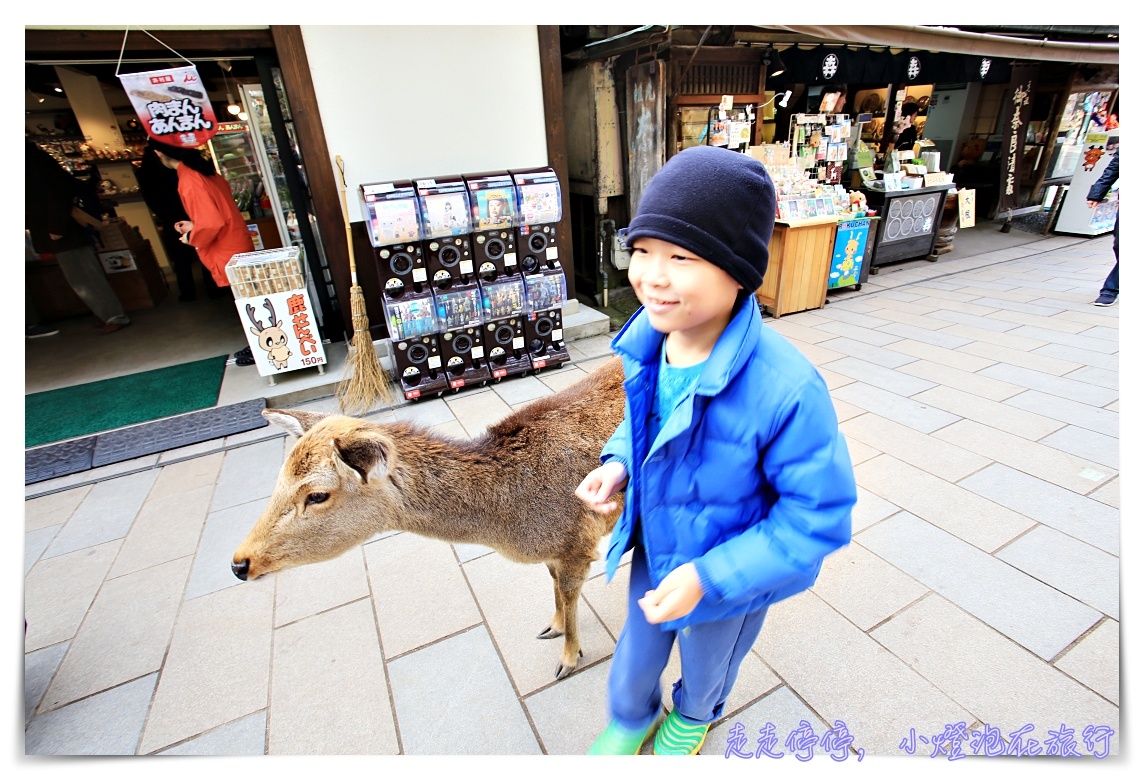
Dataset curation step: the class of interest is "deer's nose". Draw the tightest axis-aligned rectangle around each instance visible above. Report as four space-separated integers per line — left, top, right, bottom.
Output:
232 559 250 581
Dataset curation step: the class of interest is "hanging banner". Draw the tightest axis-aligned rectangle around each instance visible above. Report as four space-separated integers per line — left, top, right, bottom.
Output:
996 63 1039 216
118 65 218 148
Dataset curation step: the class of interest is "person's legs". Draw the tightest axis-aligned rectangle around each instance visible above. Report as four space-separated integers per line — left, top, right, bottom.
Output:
1095 213 1118 304
53 245 130 326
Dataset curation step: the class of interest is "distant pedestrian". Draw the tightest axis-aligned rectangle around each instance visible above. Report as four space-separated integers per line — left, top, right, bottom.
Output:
1087 148 1119 306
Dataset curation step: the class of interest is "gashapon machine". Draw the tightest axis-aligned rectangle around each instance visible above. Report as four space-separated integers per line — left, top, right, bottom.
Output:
384 291 448 400
523 268 570 371
463 171 519 284
416 176 475 292
433 284 491 390
360 180 427 302
510 167 563 275
478 275 532 381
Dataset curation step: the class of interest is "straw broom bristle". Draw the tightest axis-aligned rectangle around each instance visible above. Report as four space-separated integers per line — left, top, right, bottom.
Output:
337 284 397 416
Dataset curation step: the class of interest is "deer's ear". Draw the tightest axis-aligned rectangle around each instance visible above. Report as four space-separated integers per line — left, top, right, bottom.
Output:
263 408 328 437
332 433 390 484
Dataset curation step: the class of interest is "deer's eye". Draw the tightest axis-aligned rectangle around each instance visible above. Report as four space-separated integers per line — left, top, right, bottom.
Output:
305 492 330 506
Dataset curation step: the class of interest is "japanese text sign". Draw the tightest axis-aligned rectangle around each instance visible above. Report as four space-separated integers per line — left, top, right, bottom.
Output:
119 65 218 148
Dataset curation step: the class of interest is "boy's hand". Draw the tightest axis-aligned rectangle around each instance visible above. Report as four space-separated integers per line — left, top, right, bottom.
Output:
638 563 704 624
574 462 628 514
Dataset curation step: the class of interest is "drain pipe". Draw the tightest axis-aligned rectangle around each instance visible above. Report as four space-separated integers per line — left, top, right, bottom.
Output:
599 218 615 307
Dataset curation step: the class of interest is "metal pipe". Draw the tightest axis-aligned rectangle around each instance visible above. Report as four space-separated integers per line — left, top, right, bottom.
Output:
599 218 615 308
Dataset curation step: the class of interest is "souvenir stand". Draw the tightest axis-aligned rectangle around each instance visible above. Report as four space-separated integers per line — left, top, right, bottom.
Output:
226 246 328 386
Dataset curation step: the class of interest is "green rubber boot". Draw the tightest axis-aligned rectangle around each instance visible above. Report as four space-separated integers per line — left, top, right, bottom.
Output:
653 709 709 755
587 719 657 755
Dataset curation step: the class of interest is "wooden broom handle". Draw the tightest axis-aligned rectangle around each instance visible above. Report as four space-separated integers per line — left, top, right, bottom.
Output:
335 155 359 283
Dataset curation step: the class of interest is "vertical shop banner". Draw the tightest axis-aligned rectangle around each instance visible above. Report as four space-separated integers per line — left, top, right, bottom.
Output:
234 290 328 378
996 63 1039 216
118 65 218 148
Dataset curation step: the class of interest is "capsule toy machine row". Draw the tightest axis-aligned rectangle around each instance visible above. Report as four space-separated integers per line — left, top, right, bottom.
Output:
384 290 448 400
416 176 475 293
432 284 491 390
462 171 520 284
510 167 563 276
360 180 428 302
478 276 532 381
522 265 570 371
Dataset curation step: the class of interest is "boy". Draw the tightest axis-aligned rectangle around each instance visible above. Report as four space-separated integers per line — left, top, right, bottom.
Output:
575 145 856 756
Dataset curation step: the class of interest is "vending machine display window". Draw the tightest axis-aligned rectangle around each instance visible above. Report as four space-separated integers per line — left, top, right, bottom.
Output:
464 171 520 282
417 177 474 289
511 168 563 276
362 181 424 248
433 286 484 331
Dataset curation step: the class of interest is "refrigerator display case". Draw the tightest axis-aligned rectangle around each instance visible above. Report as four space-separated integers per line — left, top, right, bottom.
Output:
208 120 284 251
241 83 301 248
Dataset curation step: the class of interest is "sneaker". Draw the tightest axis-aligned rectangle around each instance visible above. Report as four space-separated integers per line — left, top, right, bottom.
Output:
587 719 657 755
1093 293 1117 307
653 709 709 755
99 321 131 334
26 323 59 338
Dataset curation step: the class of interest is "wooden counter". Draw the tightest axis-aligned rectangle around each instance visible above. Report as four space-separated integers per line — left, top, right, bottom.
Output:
754 215 837 318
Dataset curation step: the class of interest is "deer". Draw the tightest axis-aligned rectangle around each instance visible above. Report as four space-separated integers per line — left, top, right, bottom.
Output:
232 356 627 679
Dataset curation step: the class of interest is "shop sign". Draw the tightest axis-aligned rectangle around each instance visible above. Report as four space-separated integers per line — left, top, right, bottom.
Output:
821 53 839 80
234 290 327 378
996 63 1040 215
118 65 218 148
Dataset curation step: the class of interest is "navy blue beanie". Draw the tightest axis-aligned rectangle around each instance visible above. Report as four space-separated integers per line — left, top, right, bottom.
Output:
625 146 776 291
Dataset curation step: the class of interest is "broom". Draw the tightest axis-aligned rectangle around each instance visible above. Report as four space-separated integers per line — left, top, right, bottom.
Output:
334 155 396 415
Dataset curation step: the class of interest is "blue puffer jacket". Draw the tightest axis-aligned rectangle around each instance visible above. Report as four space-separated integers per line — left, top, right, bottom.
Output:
601 298 856 630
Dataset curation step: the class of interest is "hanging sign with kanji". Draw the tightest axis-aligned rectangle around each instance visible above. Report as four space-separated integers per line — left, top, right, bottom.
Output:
119 65 218 148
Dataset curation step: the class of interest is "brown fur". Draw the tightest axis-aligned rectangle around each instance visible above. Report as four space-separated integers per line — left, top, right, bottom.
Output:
233 357 627 679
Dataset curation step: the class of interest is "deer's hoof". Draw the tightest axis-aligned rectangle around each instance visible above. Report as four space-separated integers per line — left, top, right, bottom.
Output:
555 662 577 680
536 626 564 640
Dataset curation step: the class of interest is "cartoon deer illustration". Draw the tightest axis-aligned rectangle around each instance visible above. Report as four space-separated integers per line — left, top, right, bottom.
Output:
232 357 626 679
246 298 292 369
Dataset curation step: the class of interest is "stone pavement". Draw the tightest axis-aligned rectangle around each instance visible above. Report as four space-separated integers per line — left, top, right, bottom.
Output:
23 230 1122 761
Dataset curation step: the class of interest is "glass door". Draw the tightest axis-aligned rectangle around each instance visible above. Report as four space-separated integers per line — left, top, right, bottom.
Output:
241 84 297 248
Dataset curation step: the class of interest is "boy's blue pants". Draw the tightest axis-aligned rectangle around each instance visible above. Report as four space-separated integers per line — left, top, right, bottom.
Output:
607 547 768 731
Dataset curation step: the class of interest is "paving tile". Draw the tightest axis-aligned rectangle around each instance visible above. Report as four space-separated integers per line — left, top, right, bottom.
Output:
538 365 590 393
387 626 542 754
1004 389 1119 438
874 288 927 302
856 512 1101 660
856 454 1032 552
811 541 928 631
453 541 495 562
653 640 780 726
940 323 1048 350
138 576 275 754
865 296 941 315
987 309 1092 333
705 685 835 759
391 396 456 427
957 342 1084 379
914 298 1002 317
817 358 936 397
24 485 91 532
958 464 1118 556
108 484 212 579
491 373 554 406
830 382 958 433
753 589 973 756
951 409 1118 488
1039 425 1118 470
1063 365 1118 391
1055 619 1119 705
185 498 267 601
445 387 514 437
274 547 371 627
24 641 68 723
224 428 283 449
816 366 856 391
815 323 906 347
1055 310 1119 329
579 355 616 374
816 337 915 367
928 309 1024 333
851 486 899 533
24 540 120 652
996 526 1118 619
952 283 1036 299
463 550 613 695
782 310 834 326
525 653 612 754
1088 477 1119 510
766 319 836 345
842 434 879 467
41 556 192 712
25 525 59 576
831 398 865 423
813 308 895 329
158 439 226 465
1004 325 1119 355
42 470 158 559
902 285 980 303
897 359 1023 402
975 296 1067 317
25 673 157 755
158 711 267 755
841 413 989 483
269 599 398 754
580 562 631 639
784 338 847 366
146 451 225 500
25 454 160 497
429 419 471 440
209 438 286 512
571 332 619 358
871 594 1119 755
887 341 997 376
912 385 1066 441
362 532 481 658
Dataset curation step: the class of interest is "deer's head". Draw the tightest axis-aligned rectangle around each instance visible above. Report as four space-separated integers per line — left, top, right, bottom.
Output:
231 408 400 581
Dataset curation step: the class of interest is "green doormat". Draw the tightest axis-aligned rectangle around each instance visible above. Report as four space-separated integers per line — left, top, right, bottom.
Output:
25 355 229 449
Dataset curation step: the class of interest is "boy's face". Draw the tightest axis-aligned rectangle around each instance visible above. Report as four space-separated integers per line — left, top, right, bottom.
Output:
628 236 742 345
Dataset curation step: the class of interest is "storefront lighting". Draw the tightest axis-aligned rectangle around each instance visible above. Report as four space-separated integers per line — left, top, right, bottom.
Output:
238 111 248 121
228 98 242 116
764 46 785 78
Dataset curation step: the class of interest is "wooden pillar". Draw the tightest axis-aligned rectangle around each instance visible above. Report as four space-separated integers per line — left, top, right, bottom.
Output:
537 25 576 301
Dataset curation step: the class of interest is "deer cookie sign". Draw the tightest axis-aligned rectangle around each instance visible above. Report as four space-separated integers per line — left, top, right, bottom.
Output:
234 290 327 377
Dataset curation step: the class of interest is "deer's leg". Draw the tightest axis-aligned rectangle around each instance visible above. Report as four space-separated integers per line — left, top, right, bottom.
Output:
554 561 589 680
537 563 565 640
